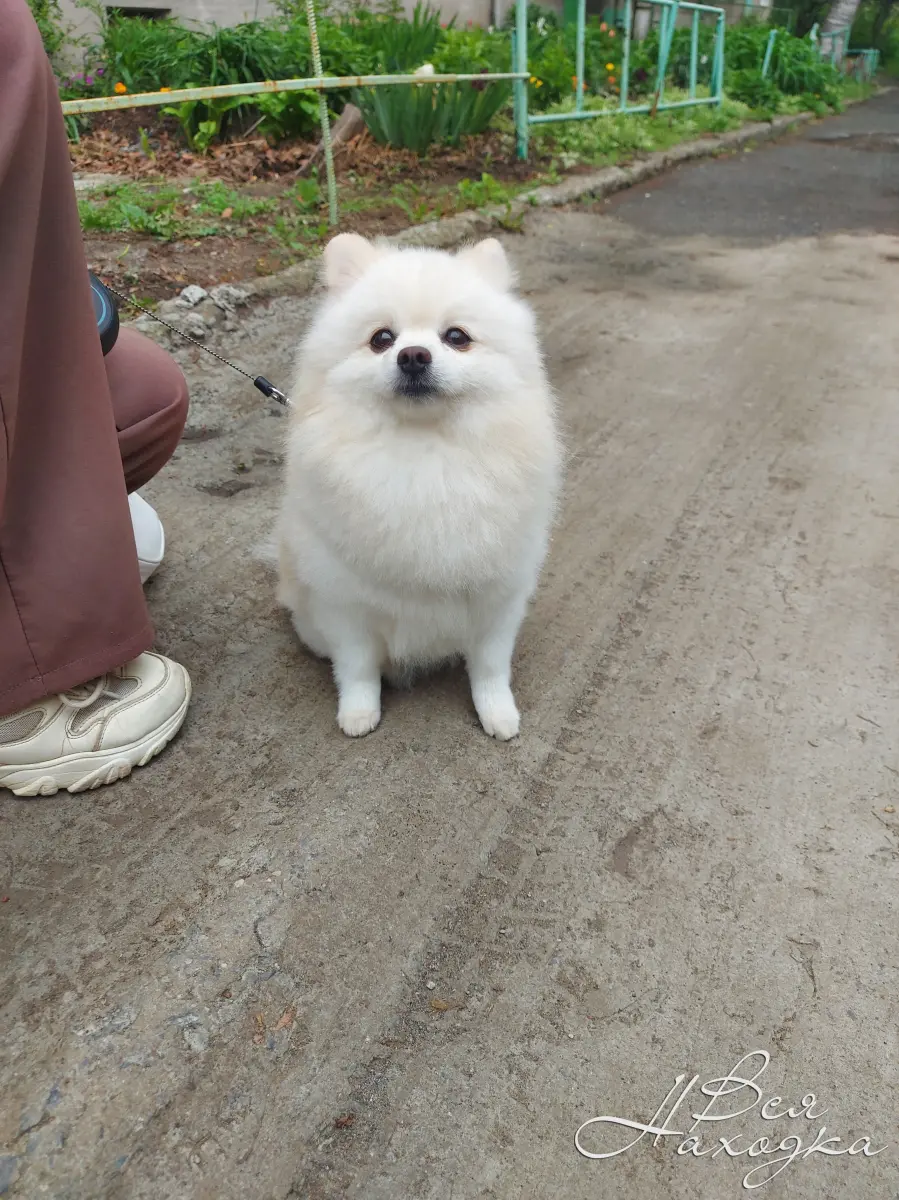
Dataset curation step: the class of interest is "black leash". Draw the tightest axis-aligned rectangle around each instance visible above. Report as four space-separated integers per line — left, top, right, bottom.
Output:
103 281 293 409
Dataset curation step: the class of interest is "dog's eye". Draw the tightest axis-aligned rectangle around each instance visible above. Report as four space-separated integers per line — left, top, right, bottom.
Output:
370 328 395 353
443 327 472 350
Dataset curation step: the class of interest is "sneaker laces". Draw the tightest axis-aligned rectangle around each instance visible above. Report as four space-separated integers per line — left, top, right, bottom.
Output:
59 675 119 710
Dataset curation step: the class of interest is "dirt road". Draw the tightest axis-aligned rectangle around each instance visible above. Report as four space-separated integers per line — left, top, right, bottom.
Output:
3 93 899 1199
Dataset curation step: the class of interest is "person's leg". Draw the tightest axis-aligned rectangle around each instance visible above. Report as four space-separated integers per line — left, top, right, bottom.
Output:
108 327 190 582
0 0 189 795
108 328 189 495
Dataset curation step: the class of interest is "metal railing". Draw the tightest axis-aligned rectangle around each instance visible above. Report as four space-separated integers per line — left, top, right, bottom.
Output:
808 22 880 80
846 47 881 79
810 22 850 65
513 0 726 159
58 0 880 218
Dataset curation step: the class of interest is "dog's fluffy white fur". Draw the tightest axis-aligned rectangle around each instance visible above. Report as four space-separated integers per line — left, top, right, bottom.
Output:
276 233 561 739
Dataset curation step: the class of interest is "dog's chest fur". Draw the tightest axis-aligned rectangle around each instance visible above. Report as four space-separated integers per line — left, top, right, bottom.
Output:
284 405 554 597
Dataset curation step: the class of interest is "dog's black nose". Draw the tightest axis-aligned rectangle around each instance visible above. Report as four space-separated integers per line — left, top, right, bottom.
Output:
397 345 432 375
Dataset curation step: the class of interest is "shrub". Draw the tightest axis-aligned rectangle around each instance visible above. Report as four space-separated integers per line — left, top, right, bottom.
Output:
344 1 445 71
851 0 899 73
353 76 511 153
628 26 717 95
28 0 67 61
727 23 840 93
525 17 624 108
726 67 784 109
431 26 510 75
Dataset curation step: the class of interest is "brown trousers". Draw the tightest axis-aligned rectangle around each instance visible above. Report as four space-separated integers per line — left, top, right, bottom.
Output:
0 0 188 719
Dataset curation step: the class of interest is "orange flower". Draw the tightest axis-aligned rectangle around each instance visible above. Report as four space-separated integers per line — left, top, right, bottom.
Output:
599 21 608 30
114 81 127 94
159 86 171 92
609 29 616 37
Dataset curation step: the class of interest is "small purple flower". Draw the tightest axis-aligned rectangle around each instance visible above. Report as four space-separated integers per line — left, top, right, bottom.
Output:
85 75 94 85
97 67 105 76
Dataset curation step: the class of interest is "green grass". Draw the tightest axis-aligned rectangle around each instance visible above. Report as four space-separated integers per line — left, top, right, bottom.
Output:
78 181 278 240
77 169 531 254
533 94 752 167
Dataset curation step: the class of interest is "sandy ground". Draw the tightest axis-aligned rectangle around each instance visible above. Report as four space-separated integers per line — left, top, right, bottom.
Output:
2 92 899 1200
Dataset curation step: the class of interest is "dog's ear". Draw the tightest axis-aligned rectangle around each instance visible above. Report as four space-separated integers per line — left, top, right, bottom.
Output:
457 238 515 291
323 233 382 292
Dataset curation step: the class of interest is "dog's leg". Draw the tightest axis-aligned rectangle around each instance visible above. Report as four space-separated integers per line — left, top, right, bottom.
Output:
466 593 529 741
324 612 384 738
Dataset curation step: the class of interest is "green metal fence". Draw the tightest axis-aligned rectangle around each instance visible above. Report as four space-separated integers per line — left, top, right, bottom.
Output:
808 22 881 80
58 0 882 222
513 0 727 160
846 47 881 79
761 24 880 82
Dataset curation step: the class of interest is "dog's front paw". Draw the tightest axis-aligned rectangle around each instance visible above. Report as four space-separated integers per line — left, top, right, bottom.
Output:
472 683 521 742
338 706 382 738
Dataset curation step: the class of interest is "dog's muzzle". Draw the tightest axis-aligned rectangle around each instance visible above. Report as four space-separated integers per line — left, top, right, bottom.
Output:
394 344 437 399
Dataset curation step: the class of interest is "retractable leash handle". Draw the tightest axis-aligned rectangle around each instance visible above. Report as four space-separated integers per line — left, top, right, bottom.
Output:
89 271 293 408
89 271 120 356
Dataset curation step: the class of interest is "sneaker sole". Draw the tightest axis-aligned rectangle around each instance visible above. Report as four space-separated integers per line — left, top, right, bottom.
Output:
1 680 191 798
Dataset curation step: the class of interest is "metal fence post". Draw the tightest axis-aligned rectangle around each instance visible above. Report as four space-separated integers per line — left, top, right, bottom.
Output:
305 0 338 227
652 1 679 111
712 11 725 102
575 0 587 112
761 27 777 78
620 0 632 110
514 0 529 161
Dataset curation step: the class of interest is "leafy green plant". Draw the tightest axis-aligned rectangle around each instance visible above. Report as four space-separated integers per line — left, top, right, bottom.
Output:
162 93 250 153
346 1 445 71
526 17 624 109
430 26 509 74
721 23 841 95
725 68 784 110
293 176 322 212
353 78 510 153
251 91 322 141
456 171 514 208
391 183 436 223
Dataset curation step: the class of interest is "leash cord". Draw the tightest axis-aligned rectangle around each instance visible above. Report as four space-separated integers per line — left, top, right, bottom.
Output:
102 281 292 408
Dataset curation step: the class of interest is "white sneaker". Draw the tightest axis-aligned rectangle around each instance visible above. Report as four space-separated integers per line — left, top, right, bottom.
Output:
129 492 165 584
0 653 190 797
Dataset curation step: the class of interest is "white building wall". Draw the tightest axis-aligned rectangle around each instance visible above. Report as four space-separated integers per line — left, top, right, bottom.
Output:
57 0 501 51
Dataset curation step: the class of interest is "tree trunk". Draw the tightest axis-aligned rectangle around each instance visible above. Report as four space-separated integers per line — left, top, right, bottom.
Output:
820 0 861 64
822 0 861 33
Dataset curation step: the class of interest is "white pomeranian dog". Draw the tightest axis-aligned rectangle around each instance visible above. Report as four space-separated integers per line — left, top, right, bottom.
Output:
276 233 562 740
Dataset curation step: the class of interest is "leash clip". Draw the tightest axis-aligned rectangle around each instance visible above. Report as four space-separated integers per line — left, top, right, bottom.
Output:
253 376 293 408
